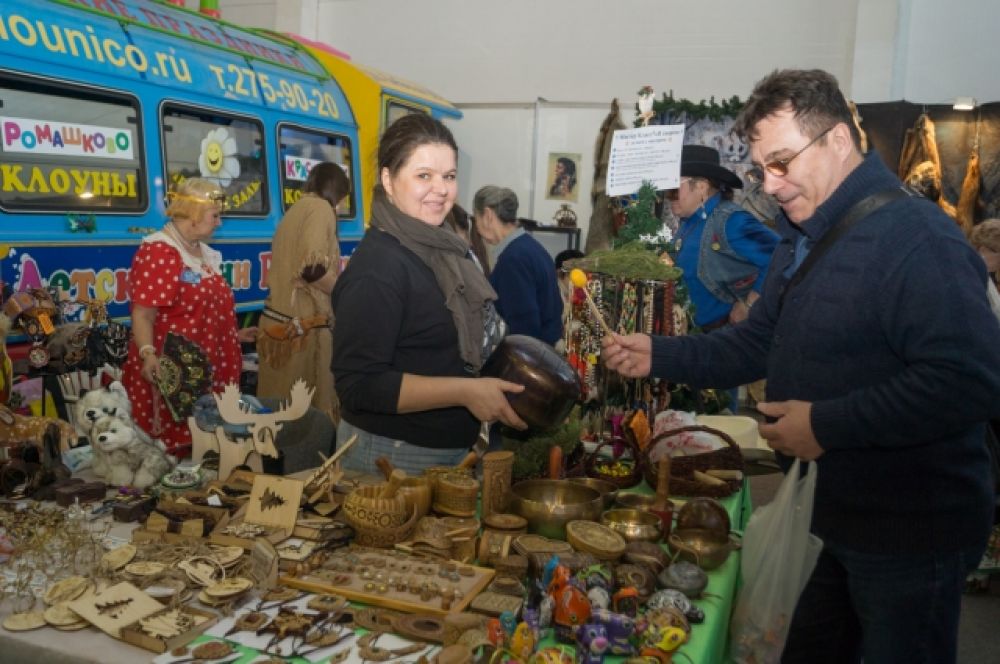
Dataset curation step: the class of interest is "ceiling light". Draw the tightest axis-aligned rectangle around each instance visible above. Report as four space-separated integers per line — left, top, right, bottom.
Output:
953 97 977 111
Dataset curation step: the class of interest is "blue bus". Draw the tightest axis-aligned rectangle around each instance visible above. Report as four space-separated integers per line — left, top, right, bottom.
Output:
0 0 458 329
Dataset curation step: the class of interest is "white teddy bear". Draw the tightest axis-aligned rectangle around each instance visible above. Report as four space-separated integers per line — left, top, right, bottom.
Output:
93 417 176 489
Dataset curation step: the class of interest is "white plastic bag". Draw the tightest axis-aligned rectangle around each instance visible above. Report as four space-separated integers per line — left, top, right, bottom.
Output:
730 459 823 663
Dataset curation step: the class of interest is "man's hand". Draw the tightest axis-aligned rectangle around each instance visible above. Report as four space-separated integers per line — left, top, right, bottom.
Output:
601 333 652 378
757 400 825 461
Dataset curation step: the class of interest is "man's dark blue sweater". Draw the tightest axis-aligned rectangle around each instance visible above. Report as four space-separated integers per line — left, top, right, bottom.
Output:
652 152 1000 554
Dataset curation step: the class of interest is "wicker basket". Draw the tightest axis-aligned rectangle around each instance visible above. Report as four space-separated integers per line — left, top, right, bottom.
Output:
432 472 480 517
583 437 644 490
642 425 744 498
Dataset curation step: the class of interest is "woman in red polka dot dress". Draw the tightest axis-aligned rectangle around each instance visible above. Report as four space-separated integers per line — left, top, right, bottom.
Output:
123 178 257 457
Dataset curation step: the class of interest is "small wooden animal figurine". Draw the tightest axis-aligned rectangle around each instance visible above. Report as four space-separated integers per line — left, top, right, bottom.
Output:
591 608 638 656
510 621 537 660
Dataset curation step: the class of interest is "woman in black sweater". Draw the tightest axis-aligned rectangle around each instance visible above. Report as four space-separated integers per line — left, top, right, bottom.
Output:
331 115 526 475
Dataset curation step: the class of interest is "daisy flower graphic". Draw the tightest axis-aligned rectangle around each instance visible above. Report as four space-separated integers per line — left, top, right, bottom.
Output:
198 128 240 186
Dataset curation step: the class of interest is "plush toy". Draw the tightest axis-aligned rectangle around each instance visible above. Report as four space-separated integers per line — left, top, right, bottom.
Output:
72 381 137 444
0 404 78 454
93 416 176 489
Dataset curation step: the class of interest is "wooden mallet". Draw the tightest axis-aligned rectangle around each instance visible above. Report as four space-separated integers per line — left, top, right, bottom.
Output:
570 268 614 337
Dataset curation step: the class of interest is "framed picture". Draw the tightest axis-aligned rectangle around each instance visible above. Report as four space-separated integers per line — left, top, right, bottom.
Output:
546 152 581 202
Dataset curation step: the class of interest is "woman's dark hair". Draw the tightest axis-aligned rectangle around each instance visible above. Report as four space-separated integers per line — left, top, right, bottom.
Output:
304 162 351 210
473 186 519 224
377 113 458 181
557 157 577 178
446 204 492 277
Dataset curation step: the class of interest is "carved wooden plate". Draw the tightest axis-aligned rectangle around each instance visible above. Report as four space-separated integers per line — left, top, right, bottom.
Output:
124 561 166 577
43 602 83 627
102 544 137 571
205 577 253 598
3 611 46 631
43 576 91 605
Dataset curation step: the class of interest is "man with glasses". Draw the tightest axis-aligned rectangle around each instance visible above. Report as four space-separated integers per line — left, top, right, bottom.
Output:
603 69 1000 663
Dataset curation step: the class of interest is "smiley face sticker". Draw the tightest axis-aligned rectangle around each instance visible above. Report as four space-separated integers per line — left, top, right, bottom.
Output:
198 127 240 187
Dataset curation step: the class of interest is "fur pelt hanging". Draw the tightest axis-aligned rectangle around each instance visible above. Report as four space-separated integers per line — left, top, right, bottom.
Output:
585 99 626 254
898 113 960 222
956 149 981 234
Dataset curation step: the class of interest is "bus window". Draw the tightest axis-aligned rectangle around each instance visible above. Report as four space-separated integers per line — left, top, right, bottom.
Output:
161 105 267 216
0 74 145 213
278 124 355 218
383 99 429 135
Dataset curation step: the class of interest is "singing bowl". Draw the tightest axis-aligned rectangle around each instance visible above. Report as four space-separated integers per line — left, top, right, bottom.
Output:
675 497 731 539
508 479 603 540
668 528 741 570
567 477 619 509
480 335 582 430
601 508 663 543
614 492 658 510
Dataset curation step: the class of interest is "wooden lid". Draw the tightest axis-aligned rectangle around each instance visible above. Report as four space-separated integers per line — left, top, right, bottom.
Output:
566 520 626 560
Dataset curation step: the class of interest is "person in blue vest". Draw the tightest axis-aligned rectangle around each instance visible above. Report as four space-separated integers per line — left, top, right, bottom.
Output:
473 186 563 345
668 145 779 330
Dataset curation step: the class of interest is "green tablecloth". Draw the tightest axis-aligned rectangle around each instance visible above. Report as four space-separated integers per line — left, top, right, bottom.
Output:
539 482 750 664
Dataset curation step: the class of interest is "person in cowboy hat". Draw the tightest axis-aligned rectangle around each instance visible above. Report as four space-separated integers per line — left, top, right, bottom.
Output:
667 144 779 330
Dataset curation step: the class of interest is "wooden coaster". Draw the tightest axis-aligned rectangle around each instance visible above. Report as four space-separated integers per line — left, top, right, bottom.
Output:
43 602 83 627
124 561 165 577
2 611 46 632
53 620 90 631
44 576 91 605
205 577 253 598
197 589 246 607
102 544 137 571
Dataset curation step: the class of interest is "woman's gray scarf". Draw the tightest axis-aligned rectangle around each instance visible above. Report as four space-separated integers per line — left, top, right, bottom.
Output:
370 190 497 370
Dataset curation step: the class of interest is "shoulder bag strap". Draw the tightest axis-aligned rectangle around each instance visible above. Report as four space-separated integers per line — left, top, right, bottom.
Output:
778 187 910 312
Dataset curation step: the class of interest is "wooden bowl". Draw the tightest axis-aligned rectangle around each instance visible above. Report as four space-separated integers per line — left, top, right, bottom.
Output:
509 480 603 540
398 476 432 519
600 508 663 543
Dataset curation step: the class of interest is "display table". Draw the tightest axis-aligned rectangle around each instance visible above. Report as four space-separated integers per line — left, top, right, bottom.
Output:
534 482 750 664
0 475 750 663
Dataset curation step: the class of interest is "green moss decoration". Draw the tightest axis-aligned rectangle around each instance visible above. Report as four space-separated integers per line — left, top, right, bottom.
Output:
500 415 583 481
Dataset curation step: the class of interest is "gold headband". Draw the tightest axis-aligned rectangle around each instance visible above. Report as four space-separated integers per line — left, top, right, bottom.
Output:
166 190 227 209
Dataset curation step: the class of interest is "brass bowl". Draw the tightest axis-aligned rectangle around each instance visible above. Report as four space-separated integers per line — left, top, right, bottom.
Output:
668 528 741 570
675 497 730 539
481 335 582 429
509 480 603 540
600 508 663 543
614 492 658 510
567 477 618 509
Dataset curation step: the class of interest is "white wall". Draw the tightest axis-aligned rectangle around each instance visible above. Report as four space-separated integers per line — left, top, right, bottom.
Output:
214 0 1000 243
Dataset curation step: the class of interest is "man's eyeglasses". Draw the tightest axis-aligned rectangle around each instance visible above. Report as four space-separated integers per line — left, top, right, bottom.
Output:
746 125 835 184
664 177 692 201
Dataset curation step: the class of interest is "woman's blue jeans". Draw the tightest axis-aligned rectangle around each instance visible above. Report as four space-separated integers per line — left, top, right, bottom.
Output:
780 540 985 664
335 420 469 477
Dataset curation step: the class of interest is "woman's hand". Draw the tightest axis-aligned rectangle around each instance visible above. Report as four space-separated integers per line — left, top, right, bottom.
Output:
237 326 258 343
465 378 528 430
140 353 160 384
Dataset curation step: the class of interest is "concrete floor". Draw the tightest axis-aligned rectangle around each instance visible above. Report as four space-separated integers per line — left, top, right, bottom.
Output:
746 472 1000 663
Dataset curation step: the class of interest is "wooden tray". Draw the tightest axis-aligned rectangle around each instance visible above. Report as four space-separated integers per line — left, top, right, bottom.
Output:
280 545 494 616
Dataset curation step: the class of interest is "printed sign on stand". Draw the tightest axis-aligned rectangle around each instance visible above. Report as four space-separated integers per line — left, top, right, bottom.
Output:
606 124 685 196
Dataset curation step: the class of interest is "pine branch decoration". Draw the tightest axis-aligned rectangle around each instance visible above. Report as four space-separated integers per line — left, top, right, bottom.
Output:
634 90 744 127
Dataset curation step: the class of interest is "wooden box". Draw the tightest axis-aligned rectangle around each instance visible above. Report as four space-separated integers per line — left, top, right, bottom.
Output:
120 606 218 653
